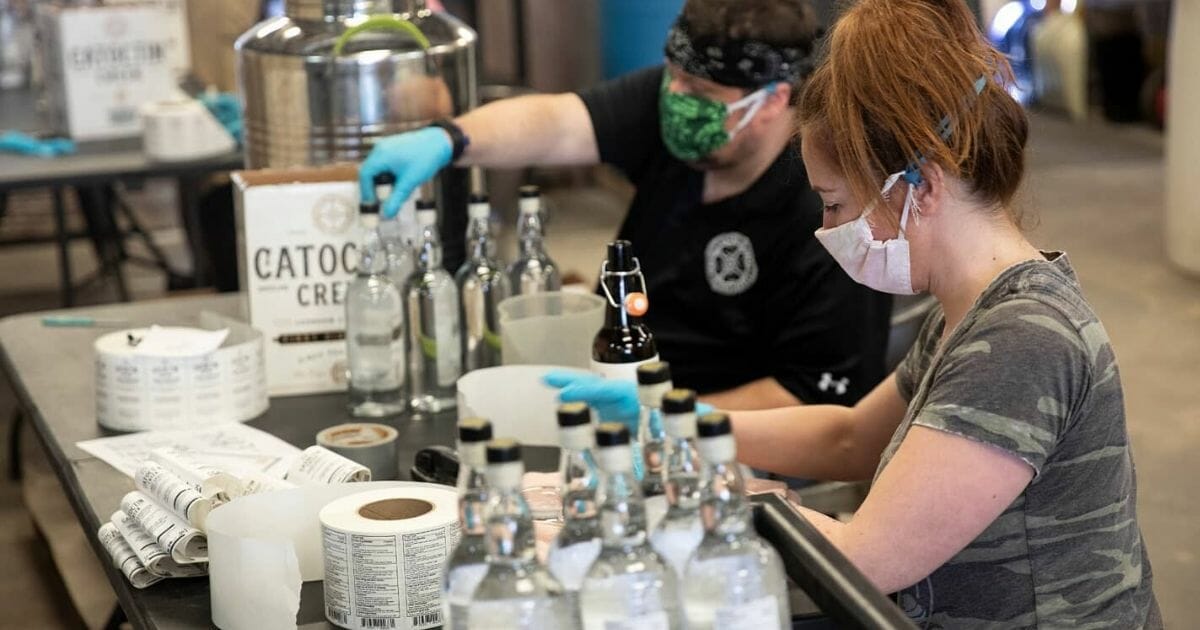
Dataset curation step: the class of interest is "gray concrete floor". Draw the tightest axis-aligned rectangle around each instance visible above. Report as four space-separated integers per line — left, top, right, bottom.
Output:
0 111 1196 628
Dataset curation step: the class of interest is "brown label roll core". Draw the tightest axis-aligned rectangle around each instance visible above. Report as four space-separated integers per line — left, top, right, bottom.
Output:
357 498 434 521
327 424 392 446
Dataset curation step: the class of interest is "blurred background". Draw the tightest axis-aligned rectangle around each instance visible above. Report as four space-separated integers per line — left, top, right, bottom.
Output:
0 0 1195 628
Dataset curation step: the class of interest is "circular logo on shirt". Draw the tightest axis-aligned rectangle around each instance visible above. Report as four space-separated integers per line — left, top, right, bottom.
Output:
704 232 758 296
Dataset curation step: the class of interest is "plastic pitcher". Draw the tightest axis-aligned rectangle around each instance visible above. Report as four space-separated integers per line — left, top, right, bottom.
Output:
498 292 605 369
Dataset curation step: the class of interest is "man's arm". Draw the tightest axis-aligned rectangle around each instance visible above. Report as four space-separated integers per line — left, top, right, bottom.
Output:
454 93 600 167
699 377 801 410
360 92 599 215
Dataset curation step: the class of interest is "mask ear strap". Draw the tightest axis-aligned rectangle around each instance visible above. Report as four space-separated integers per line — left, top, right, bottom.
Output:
728 82 777 135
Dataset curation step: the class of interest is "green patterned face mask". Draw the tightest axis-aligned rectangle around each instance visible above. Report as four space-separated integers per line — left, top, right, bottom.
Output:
659 71 776 162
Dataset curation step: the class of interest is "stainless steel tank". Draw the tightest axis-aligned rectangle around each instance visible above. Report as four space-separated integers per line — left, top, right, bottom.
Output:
236 0 477 266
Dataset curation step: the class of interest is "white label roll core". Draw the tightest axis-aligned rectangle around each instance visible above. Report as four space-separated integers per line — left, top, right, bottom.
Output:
320 486 459 630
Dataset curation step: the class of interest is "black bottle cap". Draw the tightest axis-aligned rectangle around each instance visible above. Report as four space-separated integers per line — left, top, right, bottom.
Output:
661 388 696 414
697 412 732 438
606 240 636 272
595 422 630 447
468 192 489 204
519 184 540 198
359 201 380 215
557 402 592 427
486 438 521 463
415 198 437 211
458 418 493 443
373 172 396 186
636 361 671 385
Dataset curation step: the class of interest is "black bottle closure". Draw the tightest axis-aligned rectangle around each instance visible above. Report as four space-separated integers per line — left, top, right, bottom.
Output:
592 240 657 365
360 172 396 214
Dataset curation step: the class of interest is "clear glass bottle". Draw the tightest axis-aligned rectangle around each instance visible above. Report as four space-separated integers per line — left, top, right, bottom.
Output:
456 193 509 372
580 423 682 630
650 389 705 577
406 201 462 413
636 361 674 497
380 217 416 292
467 439 578 630
345 188 406 417
507 185 561 295
547 403 602 600
684 413 791 630
443 418 494 630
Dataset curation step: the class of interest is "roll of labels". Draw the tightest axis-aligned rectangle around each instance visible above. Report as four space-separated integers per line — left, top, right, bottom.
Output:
317 423 400 481
205 482 458 630
93 314 268 432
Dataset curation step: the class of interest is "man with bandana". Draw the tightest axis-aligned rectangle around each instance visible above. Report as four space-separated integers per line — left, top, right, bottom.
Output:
360 0 891 410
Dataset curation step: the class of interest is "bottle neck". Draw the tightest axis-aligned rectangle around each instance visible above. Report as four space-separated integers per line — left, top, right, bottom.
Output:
483 482 538 565
700 460 751 538
517 211 546 257
418 223 443 270
466 214 495 263
559 446 600 527
456 465 489 536
600 268 644 328
665 436 702 512
357 216 387 274
596 453 648 548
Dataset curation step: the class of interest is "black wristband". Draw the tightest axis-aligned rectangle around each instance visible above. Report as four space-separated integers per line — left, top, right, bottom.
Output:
428 119 469 162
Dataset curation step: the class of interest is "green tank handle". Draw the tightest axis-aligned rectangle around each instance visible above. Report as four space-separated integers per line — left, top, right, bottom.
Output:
333 15 431 56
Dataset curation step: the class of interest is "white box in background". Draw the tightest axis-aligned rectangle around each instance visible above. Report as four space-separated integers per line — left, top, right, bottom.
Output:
234 165 362 397
37 3 181 140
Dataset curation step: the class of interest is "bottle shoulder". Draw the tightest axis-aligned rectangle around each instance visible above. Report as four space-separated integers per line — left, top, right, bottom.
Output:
592 325 657 361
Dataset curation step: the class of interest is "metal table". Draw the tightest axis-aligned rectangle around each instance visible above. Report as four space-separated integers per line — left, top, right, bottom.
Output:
0 293 463 629
1 293 915 629
0 89 244 303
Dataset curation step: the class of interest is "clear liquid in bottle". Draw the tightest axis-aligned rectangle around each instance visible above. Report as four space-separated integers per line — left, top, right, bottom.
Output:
456 193 509 372
406 200 462 413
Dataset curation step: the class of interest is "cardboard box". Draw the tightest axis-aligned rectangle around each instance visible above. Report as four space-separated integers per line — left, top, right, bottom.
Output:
233 165 362 397
37 3 181 140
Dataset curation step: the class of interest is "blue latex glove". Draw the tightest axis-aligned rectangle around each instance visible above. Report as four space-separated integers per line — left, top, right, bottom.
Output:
696 402 715 416
0 131 75 158
543 371 640 432
199 92 243 145
359 127 453 218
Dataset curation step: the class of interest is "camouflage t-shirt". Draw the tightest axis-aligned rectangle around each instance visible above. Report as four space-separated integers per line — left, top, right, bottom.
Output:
886 252 1159 629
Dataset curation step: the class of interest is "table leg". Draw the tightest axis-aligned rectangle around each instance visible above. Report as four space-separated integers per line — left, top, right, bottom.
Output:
177 175 212 287
51 186 74 307
7 408 22 482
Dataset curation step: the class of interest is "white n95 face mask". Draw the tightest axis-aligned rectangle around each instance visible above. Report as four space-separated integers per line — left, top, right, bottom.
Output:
814 172 920 295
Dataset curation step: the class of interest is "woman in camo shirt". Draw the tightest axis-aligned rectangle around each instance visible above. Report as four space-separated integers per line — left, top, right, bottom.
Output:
731 0 1161 627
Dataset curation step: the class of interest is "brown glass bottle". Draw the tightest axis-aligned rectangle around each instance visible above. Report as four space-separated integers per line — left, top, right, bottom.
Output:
591 240 658 381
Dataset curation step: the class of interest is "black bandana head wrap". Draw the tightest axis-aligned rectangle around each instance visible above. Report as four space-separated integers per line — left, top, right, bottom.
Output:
663 13 818 90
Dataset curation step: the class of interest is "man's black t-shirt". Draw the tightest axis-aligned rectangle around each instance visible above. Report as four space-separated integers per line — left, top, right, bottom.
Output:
578 66 892 404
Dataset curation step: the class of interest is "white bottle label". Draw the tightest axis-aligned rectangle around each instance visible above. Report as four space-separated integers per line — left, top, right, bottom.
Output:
120 491 207 564
435 290 462 387
322 523 455 630
650 522 704 577
547 539 602 591
714 595 781 630
134 461 210 528
590 355 659 383
98 522 163 589
286 445 371 484
445 563 489 606
602 611 669 630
